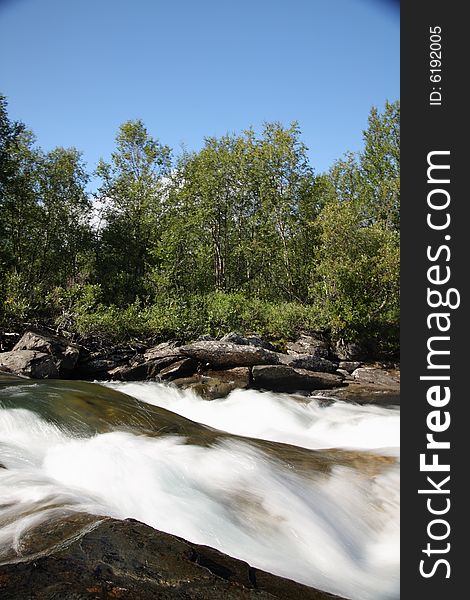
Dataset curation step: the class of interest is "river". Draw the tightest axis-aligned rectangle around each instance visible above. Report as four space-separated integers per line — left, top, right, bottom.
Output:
0 373 399 600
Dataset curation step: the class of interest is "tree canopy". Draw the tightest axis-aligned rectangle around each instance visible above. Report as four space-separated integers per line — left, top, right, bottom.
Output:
0 94 400 354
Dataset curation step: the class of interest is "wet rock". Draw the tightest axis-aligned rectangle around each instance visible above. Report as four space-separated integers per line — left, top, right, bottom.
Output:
203 367 251 388
0 516 345 600
252 365 344 392
172 368 250 400
12 330 80 376
180 341 280 368
286 334 330 358
314 384 400 406
190 378 239 400
0 350 59 379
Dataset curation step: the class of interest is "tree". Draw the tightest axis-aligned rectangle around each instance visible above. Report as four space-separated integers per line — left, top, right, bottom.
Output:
329 101 400 230
35 147 92 286
95 120 172 304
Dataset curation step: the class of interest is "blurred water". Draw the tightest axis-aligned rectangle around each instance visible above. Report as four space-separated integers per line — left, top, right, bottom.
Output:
0 378 399 600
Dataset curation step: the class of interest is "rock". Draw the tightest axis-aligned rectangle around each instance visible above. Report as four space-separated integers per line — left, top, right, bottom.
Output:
76 356 120 378
172 368 250 400
279 354 337 373
220 332 277 352
352 366 400 389
338 361 362 373
108 360 149 381
252 365 344 392
336 369 353 380
314 384 400 406
0 350 59 378
0 516 345 600
12 330 80 376
76 346 143 379
190 378 239 400
286 334 330 358
204 367 251 388
334 340 366 361
180 341 280 368
158 357 199 380
143 341 182 361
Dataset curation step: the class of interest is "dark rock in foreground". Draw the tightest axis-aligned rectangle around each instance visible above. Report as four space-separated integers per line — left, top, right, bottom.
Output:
0 516 345 600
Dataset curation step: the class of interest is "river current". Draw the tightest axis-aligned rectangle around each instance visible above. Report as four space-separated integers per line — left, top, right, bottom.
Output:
0 374 399 600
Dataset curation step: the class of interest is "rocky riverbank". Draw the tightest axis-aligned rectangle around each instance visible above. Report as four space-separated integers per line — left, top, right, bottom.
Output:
0 514 345 600
0 329 399 402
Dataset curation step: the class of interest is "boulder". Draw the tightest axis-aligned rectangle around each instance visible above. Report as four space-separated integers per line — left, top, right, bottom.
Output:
108 360 149 381
252 365 344 392
184 378 240 400
352 366 400 389
203 366 251 387
180 341 280 368
334 340 366 361
0 516 345 600
76 356 120 378
158 357 199 380
12 330 80 376
286 334 330 358
279 354 337 373
220 332 277 351
0 350 59 378
143 341 183 361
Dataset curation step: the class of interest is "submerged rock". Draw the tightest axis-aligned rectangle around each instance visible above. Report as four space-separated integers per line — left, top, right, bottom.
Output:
0 516 345 600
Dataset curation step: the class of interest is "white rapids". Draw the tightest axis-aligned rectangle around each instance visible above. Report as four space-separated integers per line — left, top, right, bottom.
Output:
0 382 399 600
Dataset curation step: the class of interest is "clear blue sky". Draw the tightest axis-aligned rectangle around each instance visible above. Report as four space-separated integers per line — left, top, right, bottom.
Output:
0 0 399 189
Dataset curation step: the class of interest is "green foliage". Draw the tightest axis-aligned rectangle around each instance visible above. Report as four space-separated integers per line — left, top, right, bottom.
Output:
311 199 399 345
95 120 172 303
0 94 400 352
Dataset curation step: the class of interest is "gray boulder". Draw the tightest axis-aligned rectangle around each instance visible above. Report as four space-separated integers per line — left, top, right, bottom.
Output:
220 332 277 351
286 334 330 358
12 330 80 376
0 350 59 378
352 366 400 389
279 354 337 373
180 341 280 368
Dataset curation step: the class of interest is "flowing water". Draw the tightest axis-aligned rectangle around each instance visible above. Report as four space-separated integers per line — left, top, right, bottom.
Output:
0 373 399 600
